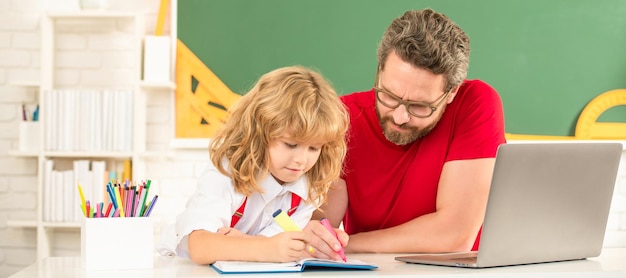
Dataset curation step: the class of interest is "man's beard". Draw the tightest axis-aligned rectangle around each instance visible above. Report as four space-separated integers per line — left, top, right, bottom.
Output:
376 108 443 145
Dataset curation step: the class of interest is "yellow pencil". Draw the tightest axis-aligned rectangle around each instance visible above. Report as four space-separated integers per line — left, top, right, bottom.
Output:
77 184 86 217
272 209 301 231
114 186 125 217
272 209 315 254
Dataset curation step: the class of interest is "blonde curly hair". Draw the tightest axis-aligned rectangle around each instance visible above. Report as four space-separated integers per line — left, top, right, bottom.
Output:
209 66 349 207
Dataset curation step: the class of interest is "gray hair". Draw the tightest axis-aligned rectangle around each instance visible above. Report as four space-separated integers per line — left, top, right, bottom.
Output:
377 9 470 92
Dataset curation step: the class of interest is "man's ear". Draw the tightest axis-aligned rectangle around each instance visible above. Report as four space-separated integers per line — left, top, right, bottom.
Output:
446 86 460 104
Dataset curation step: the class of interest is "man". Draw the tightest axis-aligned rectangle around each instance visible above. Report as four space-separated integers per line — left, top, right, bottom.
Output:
314 8 506 253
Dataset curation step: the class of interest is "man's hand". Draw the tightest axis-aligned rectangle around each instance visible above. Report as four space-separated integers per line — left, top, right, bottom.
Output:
302 220 348 261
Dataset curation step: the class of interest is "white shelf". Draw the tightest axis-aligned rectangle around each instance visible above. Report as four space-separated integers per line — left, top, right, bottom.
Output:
8 150 135 158
7 220 81 229
42 152 134 158
46 11 138 19
169 138 210 149
42 222 81 229
137 151 168 159
10 11 153 260
140 80 176 90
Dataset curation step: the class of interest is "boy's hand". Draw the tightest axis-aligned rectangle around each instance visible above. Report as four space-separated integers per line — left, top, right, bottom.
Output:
267 232 309 262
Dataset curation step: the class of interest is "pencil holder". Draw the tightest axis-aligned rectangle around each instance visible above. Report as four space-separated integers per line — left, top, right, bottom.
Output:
19 121 39 152
81 217 154 270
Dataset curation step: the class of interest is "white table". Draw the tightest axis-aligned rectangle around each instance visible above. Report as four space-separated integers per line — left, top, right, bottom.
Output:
10 248 626 277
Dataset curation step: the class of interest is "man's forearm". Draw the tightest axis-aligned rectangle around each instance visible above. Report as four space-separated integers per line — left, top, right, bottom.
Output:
315 179 348 227
344 212 478 253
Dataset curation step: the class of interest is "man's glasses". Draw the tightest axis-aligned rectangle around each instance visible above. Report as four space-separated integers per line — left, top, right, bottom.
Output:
374 68 450 118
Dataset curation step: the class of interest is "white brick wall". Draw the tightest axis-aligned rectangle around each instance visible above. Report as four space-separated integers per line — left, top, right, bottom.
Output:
606 153 626 247
1 1 625 277
0 1 180 277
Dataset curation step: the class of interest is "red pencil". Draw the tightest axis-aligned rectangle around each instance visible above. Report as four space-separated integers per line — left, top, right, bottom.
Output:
104 202 113 218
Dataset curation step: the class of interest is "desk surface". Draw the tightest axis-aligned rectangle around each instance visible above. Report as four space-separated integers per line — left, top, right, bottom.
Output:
10 248 626 278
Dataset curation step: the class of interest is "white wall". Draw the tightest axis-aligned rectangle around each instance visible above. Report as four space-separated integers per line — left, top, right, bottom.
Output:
0 0 209 277
1 0 625 277
607 152 626 247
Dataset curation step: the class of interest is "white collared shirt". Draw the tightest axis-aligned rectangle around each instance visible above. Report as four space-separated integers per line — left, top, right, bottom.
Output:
158 160 315 258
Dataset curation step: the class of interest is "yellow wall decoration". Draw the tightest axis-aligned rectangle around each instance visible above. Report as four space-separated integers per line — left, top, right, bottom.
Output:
574 89 626 139
175 40 242 138
506 89 626 140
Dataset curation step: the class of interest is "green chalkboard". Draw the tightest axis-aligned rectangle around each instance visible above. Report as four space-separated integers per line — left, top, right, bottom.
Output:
178 0 626 136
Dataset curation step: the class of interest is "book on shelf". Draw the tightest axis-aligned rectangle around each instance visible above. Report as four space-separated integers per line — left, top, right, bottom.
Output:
42 89 133 152
42 159 134 222
210 258 377 274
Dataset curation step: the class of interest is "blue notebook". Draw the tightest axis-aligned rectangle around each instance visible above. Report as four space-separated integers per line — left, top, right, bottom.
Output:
211 258 378 274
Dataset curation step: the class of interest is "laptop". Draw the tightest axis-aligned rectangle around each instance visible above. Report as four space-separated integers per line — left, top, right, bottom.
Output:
396 142 623 268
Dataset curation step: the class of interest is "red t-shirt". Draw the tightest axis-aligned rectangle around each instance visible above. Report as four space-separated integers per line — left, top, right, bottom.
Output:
340 79 506 251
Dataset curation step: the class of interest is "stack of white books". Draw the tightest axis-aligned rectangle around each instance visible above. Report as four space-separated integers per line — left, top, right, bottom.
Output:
42 89 133 152
42 159 129 222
